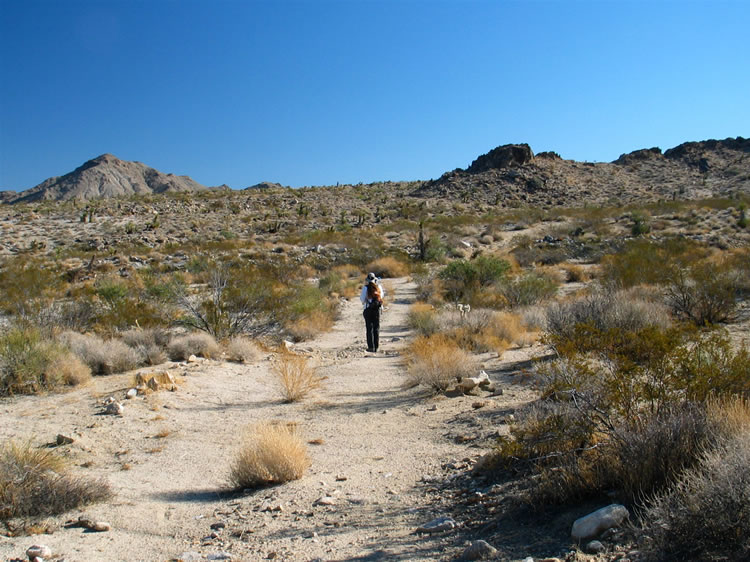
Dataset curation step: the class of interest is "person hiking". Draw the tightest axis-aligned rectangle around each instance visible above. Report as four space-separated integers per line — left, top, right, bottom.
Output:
360 272 385 353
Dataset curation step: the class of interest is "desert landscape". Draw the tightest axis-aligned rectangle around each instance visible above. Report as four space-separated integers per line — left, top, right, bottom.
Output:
1 137 749 562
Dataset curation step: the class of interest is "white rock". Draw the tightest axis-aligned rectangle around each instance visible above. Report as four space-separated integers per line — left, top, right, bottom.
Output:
26 545 52 560
459 377 481 392
314 496 336 506
206 553 232 560
571 504 629 541
91 521 111 532
416 516 457 534
187 354 199 363
126 388 138 399
104 401 124 415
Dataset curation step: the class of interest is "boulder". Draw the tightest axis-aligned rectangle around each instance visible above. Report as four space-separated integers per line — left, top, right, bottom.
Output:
461 539 497 560
571 504 629 541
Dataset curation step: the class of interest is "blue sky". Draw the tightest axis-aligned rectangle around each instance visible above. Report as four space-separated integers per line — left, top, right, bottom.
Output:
1 0 748 191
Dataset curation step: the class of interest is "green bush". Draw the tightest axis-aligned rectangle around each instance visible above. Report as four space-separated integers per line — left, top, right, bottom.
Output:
666 259 741 325
0 327 86 396
500 273 558 308
439 255 510 303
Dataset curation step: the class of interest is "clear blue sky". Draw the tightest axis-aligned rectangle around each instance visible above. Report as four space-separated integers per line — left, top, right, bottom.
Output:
1 0 748 191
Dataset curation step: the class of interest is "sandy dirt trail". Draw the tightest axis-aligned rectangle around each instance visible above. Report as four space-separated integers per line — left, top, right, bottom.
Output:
0 277 537 562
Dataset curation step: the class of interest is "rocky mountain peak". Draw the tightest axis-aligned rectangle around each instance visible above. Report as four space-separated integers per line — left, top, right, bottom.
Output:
466 144 534 174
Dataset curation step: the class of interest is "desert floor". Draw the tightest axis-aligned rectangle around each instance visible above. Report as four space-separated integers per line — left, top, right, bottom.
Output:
1 277 547 562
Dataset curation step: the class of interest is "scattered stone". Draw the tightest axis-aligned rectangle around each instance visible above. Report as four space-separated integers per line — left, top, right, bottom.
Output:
585 540 605 554
471 401 487 409
187 354 199 363
335 474 347 481
90 521 111 532
56 434 74 445
427 404 437 411
26 545 52 560
571 504 629 541
461 539 497 560
415 516 457 534
177 552 203 562
126 388 138 399
314 496 336 506
206 553 232 561
103 396 116 405
104 401 124 415
210 522 226 531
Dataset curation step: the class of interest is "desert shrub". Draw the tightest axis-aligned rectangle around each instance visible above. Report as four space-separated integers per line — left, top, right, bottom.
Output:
546 288 671 344
666 259 742 325
407 302 439 337
285 309 334 341
167 332 220 361
0 258 60 318
273 354 325 402
630 210 651 235
177 264 277 338
643 432 750 561
0 440 112 520
500 273 558 308
226 337 260 363
439 255 511 303
60 331 140 375
486 326 749 506
318 265 360 298
229 422 310 489
0 327 89 395
411 266 443 305
404 335 477 393
121 327 170 365
518 305 547 332
600 238 706 289
364 256 409 278
560 263 587 283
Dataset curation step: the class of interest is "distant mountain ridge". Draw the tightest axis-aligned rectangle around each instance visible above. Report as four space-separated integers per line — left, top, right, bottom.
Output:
412 137 750 207
7 154 215 204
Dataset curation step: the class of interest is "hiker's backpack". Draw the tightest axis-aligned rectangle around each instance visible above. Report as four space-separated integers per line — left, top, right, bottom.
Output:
367 281 382 309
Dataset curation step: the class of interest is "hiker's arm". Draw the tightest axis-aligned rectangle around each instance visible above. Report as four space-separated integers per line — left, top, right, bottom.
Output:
360 285 367 304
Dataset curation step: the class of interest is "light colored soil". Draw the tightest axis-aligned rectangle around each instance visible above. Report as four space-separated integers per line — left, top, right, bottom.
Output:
0 278 542 562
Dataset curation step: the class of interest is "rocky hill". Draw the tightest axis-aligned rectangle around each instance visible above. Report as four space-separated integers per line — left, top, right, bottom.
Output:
412 137 750 208
7 154 214 203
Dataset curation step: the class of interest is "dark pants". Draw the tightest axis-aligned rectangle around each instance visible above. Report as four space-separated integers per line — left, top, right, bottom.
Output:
363 306 381 351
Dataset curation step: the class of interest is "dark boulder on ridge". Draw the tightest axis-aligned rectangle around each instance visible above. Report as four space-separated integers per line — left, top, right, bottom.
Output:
466 144 534 173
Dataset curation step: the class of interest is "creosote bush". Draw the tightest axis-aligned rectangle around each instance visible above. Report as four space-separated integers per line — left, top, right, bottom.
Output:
229 422 310 489
0 440 112 520
273 354 325 402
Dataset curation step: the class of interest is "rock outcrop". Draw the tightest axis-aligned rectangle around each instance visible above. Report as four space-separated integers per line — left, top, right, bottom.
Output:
8 154 213 203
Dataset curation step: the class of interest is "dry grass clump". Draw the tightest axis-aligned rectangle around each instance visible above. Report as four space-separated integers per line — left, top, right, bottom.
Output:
365 256 410 278
0 440 112 520
273 354 325 402
404 334 478 393
46 350 92 387
226 336 261 363
407 302 439 336
167 332 220 361
122 328 170 366
560 263 588 283
285 309 334 342
229 422 310 489
643 431 750 561
60 331 139 375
